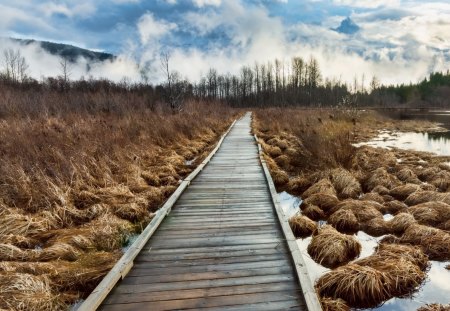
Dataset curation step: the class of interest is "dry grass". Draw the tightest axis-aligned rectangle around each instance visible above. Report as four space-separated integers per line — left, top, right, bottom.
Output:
329 168 362 199
302 179 337 199
0 83 235 310
360 217 390 237
407 202 450 227
320 297 350 311
288 215 318 238
316 242 428 309
417 303 450 311
389 184 421 201
361 192 385 204
328 209 359 233
396 167 422 184
405 191 450 206
364 168 402 192
307 225 361 268
253 108 450 309
397 224 450 260
388 212 417 234
301 204 326 221
0 273 66 311
302 193 339 215
316 264 390 308
382 200 407 215
332 199 383 222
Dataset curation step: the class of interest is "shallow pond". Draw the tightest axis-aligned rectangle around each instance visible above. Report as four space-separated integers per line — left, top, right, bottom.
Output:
377 109 450 128
354 130 450 156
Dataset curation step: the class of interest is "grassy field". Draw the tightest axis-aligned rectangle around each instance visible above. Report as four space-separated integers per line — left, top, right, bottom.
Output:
253 108 450 310
0 83 236 310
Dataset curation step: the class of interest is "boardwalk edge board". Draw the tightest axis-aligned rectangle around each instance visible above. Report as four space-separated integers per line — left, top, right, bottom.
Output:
77 118 237 311
254 132 323 311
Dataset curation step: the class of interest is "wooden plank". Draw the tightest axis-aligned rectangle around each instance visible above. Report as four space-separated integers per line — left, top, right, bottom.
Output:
128 259 290 276
99 290 303 311
120 265 294 284
133 254 286 269
111 274 296 294
141 242 286 254
135 247 288 262
103 282 298 304
189 299 303 311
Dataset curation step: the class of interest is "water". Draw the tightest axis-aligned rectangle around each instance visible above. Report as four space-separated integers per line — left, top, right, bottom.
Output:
121 234 139 253
294 229 450 310
377 261 450 311
185 157 197 166
354 130 450 156
377 109 450 129
278 191 301 219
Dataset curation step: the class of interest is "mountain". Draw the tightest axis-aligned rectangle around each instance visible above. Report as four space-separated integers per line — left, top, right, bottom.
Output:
334 17 360 35
11 38 115 63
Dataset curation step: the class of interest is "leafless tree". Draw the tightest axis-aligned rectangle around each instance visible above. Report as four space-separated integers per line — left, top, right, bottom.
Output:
160 51 188 113
2 48 29 82
59 58 72 84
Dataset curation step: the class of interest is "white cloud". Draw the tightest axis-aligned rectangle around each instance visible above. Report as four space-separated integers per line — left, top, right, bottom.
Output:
332 0 400 8
192 0 222 8
137 13 177 45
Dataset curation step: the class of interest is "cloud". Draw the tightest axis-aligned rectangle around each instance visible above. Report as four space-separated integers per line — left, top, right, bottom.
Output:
192 0 222 8
332 0 400 8
137 12 177 45
0 0 448 87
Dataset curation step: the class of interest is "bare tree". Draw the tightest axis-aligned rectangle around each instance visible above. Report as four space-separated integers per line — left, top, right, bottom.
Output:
160 51 188 113
2 48 29 82
59 58 72 84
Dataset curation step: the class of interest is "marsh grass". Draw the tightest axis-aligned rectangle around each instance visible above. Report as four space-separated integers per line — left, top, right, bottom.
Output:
253 108 450 309
0 82 235 308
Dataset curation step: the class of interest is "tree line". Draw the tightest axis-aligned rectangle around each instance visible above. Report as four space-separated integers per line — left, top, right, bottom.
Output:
1 47 449 111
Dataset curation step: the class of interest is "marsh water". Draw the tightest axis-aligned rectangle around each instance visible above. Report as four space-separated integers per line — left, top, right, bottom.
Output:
360 109 450 156
277 188 450 311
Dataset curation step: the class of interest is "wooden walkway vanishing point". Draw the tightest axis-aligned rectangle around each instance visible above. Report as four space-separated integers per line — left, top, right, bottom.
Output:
79 113 321 311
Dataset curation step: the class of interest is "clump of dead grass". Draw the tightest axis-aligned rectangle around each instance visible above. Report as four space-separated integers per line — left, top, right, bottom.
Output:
303 193 339 215
301 204 326 221
405 191 450 206
307 225 361 268
361 217 390 237
316 264 390 308
382 200 407 215
388 212 417 234
396 224 450 261
407 202 450 227
389 184 421 201
364 168 402 192
302 179 337 199
320 297 350 311
328 209 359 233
396 167 422 184
417 303 450 311
317 242 428 309
0 273 66 311
329 168 362 199
288 215 318 238
361 192 385 204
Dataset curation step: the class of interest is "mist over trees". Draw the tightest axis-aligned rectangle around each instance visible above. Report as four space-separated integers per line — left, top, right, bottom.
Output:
1 48 449 111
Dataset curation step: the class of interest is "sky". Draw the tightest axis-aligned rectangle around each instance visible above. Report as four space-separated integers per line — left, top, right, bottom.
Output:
0 0 449 85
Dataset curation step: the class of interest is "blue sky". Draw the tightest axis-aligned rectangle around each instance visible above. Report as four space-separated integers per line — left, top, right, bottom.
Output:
0 0 449 85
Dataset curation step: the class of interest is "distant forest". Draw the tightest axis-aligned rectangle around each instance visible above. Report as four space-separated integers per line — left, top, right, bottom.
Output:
1 47 449 110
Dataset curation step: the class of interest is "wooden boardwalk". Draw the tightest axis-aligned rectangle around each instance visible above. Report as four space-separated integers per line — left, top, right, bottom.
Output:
81 113 320 311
